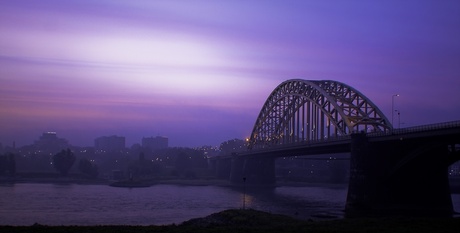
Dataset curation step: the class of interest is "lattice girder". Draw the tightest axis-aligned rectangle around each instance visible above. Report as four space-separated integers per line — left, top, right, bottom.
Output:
249 79 391 149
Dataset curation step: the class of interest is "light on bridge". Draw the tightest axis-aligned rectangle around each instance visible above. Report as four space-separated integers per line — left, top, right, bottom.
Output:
392 94 400 127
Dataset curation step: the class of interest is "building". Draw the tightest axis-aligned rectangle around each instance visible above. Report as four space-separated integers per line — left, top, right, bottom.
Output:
34 132 69 153
95 135 125 152
142 136 168 151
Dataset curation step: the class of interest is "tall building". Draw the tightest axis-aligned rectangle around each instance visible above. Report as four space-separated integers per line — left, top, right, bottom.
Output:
34 132 69 153
142 136 168 151
95 135 125 152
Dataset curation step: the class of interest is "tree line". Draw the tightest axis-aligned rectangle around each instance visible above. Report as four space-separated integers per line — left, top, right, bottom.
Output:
0 149 98 179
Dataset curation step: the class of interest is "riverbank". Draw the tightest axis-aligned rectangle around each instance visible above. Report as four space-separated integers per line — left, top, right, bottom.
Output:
3 175 459 191
0 176 233 186
1 209 460 233
0 176 349 188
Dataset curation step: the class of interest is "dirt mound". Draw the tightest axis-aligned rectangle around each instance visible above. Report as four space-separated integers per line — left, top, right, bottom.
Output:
181 209 302 228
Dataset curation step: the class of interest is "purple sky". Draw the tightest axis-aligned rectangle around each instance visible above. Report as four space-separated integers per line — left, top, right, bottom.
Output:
1 0 460 148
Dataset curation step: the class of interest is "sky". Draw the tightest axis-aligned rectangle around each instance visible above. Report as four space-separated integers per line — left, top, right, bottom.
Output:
1 0 459 148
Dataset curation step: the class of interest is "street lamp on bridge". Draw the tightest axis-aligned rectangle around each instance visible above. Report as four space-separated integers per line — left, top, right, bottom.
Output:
395 110 401 129
392 94 399 127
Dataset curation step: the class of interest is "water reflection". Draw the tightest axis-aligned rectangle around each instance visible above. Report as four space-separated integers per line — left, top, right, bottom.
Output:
0 183 458 226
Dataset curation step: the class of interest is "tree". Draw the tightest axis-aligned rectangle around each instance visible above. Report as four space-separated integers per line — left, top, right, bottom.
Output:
0 153 16 176
78 158 99 179
219 139 246 155
175 152 189 176
7 153 15 175
53 149 75 176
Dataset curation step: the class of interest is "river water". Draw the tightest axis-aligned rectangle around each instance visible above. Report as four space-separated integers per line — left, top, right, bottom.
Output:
0 183 459 226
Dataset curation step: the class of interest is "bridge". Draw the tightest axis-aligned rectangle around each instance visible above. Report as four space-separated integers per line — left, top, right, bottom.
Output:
211 79 460 217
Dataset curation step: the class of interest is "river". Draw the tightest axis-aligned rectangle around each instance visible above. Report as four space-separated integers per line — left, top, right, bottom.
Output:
0 183 459 226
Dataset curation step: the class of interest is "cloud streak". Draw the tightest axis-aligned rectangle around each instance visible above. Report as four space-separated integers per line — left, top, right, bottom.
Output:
1 0 459 147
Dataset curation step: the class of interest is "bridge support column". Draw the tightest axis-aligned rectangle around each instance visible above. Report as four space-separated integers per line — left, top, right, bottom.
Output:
214 157 232 179
346 132 453 217
230 157 245 183
230 157 276 185
243 157 276 185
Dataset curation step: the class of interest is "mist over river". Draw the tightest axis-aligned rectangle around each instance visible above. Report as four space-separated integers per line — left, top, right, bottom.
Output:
0 183 459 226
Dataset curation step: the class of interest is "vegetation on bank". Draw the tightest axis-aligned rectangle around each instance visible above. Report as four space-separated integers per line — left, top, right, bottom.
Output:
1 209 460 233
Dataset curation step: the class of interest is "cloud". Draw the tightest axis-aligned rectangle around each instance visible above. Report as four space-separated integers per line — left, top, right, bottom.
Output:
1 0 459 147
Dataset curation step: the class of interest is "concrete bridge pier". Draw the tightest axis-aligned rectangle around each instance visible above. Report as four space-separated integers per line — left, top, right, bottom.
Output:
346 132 453 217
243 157 276 185
230 157 276 185
229 157 245 183
213 157 232 179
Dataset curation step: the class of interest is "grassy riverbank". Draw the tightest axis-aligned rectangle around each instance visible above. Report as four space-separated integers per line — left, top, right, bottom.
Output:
2 209 460 233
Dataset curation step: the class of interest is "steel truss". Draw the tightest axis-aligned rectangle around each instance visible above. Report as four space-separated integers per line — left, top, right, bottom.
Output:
248 79 391 149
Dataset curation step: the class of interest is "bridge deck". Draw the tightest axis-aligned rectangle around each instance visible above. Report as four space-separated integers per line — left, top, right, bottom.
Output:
218 120 460 159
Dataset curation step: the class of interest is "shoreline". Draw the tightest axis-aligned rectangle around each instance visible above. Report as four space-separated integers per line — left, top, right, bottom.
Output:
2 177 459 195
1 209 460 232
0 176 349 188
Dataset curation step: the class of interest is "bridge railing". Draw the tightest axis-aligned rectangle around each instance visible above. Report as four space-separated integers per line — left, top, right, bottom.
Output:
367 120 460 138
246 120 460 153
247 134 352 153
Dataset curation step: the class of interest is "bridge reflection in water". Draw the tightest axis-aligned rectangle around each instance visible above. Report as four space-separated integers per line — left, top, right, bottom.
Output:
211 79 460 217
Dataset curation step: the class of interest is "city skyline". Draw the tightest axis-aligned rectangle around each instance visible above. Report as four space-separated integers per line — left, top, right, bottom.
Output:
1 131 173 150
1 0 460 147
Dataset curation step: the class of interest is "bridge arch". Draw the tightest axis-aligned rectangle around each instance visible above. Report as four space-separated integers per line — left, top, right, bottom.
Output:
248 79 391 149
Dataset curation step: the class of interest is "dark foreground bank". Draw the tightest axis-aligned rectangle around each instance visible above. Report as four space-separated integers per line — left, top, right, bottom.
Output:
2 209 460 233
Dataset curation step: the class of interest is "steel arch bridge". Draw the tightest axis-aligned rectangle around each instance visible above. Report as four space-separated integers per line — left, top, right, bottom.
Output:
248 79 391 149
